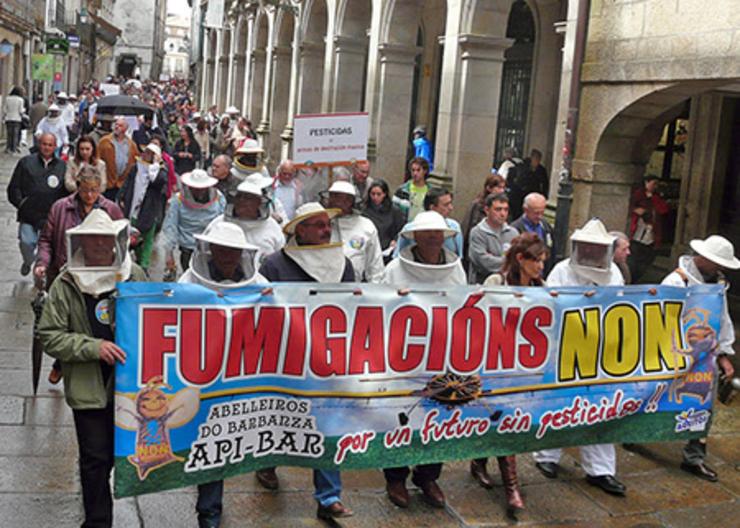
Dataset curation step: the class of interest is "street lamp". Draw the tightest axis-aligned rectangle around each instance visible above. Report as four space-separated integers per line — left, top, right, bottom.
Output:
79 7 88 25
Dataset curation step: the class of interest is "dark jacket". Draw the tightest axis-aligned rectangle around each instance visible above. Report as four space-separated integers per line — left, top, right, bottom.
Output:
118 164 168 232
260 250 355 283
132 125 168 153
36 194 124 286
173 139 201 175
362 201 406 250
7 153 68 229
507 160 549 219
510 214 556 275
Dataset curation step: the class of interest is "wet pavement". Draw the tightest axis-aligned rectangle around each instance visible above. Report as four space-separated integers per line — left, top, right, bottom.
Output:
0 147 738 527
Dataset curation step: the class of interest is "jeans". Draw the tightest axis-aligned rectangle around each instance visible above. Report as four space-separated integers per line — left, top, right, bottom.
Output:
314 469 342 507
18 223 39 268
5 121 21 151
73 405 114 528
196 480 224 527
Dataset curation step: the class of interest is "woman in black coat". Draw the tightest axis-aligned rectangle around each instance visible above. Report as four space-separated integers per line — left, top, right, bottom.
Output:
361 179 406 263
173 125 201 175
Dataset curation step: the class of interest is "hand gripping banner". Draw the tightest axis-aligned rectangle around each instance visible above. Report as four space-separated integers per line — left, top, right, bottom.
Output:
113 282 725 497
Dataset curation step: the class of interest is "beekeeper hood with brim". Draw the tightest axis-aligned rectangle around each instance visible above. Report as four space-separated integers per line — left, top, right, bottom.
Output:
180 220 264 289
180 169 219 209
66 209 132 296
569 218 616 283
225 179 271 221
383 211 466 285
233 139 265 174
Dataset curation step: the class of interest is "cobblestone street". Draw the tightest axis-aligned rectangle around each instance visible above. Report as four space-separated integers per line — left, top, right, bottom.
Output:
0 148 738 527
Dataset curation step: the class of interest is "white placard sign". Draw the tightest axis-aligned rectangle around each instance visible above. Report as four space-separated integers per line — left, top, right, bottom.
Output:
293 112 369 165
99 83 120 96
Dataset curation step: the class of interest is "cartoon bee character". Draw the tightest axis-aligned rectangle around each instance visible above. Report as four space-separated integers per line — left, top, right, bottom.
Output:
669 308 719 404
115 377 200 480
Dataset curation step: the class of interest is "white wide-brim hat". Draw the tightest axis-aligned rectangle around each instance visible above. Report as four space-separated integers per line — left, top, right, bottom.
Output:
181 169 218 189
144 143 162 158
48 104 60 112
67 209 129 236
57 91 68 99
284 202 341 235
243 171 274 189
195 220 256 250
328 180 356 196
570 218 615 246
236 179 264 197
401 211 457 239
236 139 264 154
690 235 740 270
225 106 240 114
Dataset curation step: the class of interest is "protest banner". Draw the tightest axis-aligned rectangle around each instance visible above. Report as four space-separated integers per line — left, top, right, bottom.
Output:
113 282 723 498
99 82 120 96
293 112 369 167
31 54 54 82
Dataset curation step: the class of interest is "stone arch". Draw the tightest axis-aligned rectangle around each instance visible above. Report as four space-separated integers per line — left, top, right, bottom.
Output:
297 0 329 114
248 11 270 123
571 79 737 244
332 0 372 111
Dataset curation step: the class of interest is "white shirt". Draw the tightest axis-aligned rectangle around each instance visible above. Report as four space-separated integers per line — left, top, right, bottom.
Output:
332 214 385 283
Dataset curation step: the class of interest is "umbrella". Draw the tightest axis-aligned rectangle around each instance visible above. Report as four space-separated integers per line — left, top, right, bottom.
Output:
95 95 153 116
30 290 47 395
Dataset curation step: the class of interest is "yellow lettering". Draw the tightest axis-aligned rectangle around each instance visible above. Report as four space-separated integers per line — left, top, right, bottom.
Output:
559 308 600 382
602 305 640 377
643 302 686 372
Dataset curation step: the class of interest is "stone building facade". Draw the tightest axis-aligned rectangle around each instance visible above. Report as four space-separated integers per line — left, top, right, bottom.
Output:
193 0 740 282
163 13 191 80
113 0 168 79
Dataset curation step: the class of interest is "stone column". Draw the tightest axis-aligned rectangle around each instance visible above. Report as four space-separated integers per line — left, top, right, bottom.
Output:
330 36 368 112
296 41 325 114
200 28 210 108
280 13 302 160
248 49 266 122
432 34 512 214
372 43 421 188
673 93 727 256
270 46 292 161
256 27 276 155
211 29 224 107
240 14 256 115
226 23 237 107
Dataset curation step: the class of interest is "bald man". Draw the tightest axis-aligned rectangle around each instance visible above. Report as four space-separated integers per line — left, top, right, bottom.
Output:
510 192 556 275
351 160 374 200
98 117 138 201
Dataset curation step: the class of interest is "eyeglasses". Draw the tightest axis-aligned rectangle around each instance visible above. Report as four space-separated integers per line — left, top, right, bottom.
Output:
301 221 332 229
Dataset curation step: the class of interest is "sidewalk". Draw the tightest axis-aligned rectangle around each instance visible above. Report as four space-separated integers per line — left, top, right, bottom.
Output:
0 148 738 527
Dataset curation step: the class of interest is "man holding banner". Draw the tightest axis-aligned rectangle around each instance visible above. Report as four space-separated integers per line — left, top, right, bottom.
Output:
38 211 146 527
180 220 267 528
533 219 627 496
382 211 466 508
258 202 355 520
660 235 738 481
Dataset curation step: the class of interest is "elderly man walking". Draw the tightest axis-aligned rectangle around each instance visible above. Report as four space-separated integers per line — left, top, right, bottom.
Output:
7 132 67 275
258 203 354 521
98 117 137 201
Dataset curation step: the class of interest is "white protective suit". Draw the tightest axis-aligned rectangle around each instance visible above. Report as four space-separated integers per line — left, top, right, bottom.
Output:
179 224 267 289
662 255 735 357
533 256 624 477
383 245 466 286
332 214 385 283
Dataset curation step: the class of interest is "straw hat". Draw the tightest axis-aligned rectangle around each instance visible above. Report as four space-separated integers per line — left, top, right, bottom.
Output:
283 202 341 235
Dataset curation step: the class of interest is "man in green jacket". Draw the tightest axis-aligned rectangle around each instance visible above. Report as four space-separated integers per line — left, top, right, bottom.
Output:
39 209 146 527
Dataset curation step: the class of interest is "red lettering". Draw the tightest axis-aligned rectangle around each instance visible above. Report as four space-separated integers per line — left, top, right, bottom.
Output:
450 301 486 373
518 307 552 369
388 306 427 372
140 308 177 383
310 306 347 377
348 307 385 375
426 307 448 371
486 307 520 370
180 309 226 385
283 307 306 376
225 307 285 377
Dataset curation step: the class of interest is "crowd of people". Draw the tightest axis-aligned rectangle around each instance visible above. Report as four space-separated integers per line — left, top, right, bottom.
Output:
3 79 738 528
